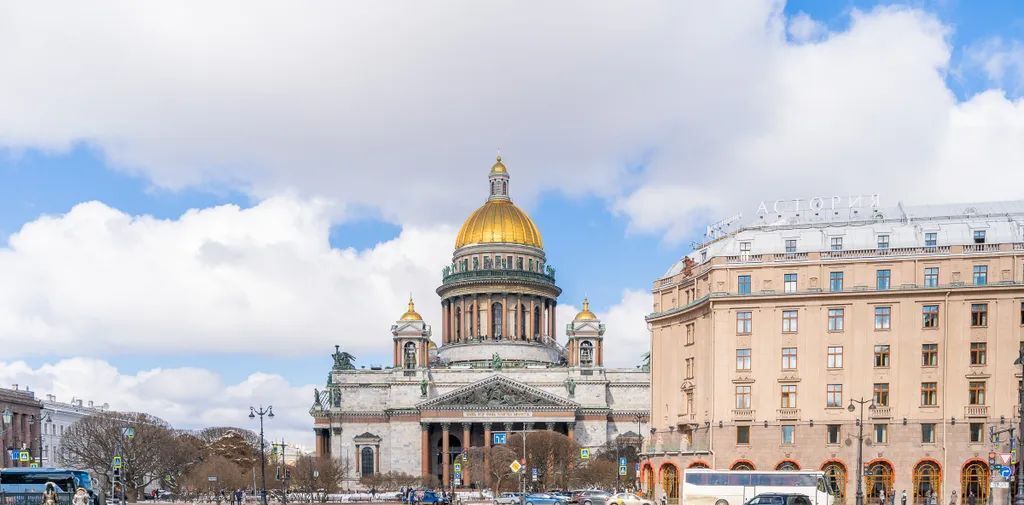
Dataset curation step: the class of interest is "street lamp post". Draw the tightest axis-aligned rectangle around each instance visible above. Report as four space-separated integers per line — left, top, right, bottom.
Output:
250 406 274 505
849 397 874 505
1 408 12 467
635 414 646 493
30 412 51 467
1014 349 1024 505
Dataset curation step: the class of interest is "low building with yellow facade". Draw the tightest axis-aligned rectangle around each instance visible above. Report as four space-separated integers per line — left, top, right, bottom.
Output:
641 199 1024 505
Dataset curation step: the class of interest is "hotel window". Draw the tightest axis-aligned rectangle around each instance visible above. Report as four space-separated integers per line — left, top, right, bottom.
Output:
874 345 890 368
921 423 936 443
921 382 937 406
877 234 890 249
685 357 694 379
780 385 797 408
874 424 888 444
970 423 984 443
827 308 844 332
826 384 843 408
736 425 750 445
736 385 751 409
782 310 798 332
873 383 890 407
827 425 841 445
922 344 938 367
829 272 844 292
686 323 695 345
874 306 891 330
973 265 988 285
739 241 751 254
827 346 844 369
831 237 843 251
781 425 795 444
784 273 797 293
970 342 987 365
736 348 751 370
876 269 890 290
738 275 751 295
924 267 939 287
969 381 986 405
974 230 986 244
785 239 797 253
922 305 939 328
971 303 988 327
736 311 752 334
782 347 798 370
925 232 937 247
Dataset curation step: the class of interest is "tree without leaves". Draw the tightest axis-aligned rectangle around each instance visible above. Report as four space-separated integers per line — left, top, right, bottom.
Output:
59 412 199 502
292 456 346 502
467 445 519 492
179 455 249 501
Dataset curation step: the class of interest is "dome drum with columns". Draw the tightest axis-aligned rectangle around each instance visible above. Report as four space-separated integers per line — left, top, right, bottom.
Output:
436 156 563 367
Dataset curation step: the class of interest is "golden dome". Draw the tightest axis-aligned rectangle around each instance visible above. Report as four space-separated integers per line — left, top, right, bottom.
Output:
490 155 508 175
400 296 423 321
455 199 543 249
574 298 598 321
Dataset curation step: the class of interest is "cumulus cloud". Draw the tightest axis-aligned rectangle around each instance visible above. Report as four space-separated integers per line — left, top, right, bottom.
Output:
0 358 316 448
1 3 1019 245
964 36 1024 94
0 197 453 358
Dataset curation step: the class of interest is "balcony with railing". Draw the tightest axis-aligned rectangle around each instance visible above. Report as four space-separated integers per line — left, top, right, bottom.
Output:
732 409 755 421
776 408 800 420
964 405 989 418
870 406 892 418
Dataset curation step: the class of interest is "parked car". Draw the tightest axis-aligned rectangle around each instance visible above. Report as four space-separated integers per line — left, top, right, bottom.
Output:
573 490 611 505
744 494 814 505
496 492 525 505
419 490 451 505
523 493 568 505
607 492 653 505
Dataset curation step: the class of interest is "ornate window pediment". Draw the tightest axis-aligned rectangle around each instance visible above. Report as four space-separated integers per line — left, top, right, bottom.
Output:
417 375 578 410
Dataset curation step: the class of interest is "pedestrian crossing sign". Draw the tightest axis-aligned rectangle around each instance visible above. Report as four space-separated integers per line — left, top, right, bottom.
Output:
453 463 461 472
30 463 38 468
580 448 590 460
112 456 123 469
18 451 29 462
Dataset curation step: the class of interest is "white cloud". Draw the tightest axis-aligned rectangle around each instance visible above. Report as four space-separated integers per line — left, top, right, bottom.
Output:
965 37 1024 93
2 3 1019 245
0 358 317 449
787 12 827 43
0 197 453 359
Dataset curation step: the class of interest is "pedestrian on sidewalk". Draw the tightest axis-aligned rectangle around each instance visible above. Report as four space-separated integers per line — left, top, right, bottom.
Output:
901 490 907 505
73 487 90 505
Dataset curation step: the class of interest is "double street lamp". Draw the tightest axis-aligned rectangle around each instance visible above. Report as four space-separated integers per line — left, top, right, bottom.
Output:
29 412 51 467
250 406 274 505
849 397 875 505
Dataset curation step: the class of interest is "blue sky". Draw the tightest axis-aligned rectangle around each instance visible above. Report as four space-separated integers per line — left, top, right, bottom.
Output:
1 0 1023 445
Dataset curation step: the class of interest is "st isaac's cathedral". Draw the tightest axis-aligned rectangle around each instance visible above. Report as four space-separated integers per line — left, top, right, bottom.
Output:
310 157 650 487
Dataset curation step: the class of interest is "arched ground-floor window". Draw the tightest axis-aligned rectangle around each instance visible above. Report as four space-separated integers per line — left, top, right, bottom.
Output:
660 464 679 504
731 461 755 471
961 461 989 505
822 462 847 505
866 461 894 504
777 460 800 471
913 460 941 505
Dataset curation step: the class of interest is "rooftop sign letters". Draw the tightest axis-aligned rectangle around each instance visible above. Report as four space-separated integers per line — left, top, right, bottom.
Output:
756 194 880 215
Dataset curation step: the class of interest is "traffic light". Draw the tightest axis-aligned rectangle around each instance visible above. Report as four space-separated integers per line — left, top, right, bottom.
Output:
992 427 998 444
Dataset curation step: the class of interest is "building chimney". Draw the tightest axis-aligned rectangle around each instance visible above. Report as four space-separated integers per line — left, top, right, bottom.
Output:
88 401 94 408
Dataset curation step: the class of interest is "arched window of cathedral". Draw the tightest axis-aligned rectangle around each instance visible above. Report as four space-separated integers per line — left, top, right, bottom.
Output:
403 342 417 369
533 306 541 338
361 446 375 476
580 341 594 367
492 302 503 338
455 307 462 340
501 180 506 195
484 256 492 269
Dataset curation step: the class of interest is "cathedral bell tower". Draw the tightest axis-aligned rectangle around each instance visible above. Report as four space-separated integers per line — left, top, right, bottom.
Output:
392 296 432 370
566 298 604 368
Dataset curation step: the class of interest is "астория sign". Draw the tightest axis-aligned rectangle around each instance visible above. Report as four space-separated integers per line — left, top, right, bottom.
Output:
756 194 880 215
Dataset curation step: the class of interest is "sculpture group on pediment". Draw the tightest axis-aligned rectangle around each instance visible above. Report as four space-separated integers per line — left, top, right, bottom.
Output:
444 382 554 407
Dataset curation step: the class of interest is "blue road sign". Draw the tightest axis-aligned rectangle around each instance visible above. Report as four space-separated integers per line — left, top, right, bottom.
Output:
493 432 507 445
619 457 627 466
1002 466 1013 480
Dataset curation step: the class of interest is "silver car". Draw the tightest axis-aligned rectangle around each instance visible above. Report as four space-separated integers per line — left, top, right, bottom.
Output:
496 493 524 505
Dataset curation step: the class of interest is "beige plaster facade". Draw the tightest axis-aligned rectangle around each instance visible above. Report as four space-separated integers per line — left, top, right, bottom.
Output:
642 201 1024 505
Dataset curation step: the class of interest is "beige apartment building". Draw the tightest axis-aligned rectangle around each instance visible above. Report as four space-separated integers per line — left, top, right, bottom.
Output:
640 200 1024 505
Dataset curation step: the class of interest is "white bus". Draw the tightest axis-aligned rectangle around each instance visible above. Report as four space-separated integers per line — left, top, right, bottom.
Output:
681 469 838 505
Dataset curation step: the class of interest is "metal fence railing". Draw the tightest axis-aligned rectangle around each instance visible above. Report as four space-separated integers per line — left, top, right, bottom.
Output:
0 493 75 505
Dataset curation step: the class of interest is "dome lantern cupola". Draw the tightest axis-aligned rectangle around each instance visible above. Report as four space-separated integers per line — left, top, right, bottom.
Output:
488 155 510 201
573 298 598 322
400 295 423 321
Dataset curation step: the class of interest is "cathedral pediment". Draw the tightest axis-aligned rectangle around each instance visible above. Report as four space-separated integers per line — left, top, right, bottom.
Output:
417 375 578 410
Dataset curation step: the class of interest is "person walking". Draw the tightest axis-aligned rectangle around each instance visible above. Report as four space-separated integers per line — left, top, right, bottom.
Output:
42 483 59 505
951 491 957 505
901 490 907 505
73 487 90 505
